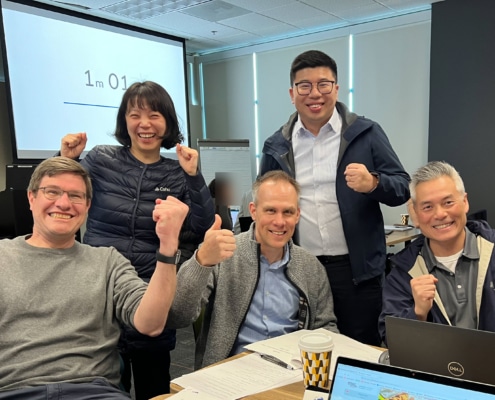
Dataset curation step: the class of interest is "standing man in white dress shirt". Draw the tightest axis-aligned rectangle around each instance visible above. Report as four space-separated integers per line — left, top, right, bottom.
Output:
260 50 410 345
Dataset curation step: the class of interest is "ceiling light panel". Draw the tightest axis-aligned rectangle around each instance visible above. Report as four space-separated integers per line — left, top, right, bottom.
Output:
102 0 214 19
221 0 298 13
182 0 250 22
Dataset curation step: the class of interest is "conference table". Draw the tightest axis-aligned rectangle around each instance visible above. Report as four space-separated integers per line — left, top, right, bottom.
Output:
155 380 306 400
151 345 384 400
385 228 421 247
150 351 308 399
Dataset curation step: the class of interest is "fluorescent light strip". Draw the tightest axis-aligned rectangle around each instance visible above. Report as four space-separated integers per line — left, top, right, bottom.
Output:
253 52 260 175
199 62 207 139
349 34 354 112
188 62 198 106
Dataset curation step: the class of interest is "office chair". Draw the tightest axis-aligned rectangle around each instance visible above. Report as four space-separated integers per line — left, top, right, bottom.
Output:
467 209 488 221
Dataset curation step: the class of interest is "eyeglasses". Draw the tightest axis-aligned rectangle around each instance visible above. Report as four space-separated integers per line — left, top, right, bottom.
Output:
37 186 87 204
294 80 335 96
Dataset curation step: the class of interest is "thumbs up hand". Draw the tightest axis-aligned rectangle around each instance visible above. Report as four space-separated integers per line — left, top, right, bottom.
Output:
196 214 236 267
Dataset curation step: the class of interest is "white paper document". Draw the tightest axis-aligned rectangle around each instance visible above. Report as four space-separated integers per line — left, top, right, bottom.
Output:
171 329 383 399
245 328 383 377
245 329 311 369
303 388 330 400
171 353 302 400
167 387 218 400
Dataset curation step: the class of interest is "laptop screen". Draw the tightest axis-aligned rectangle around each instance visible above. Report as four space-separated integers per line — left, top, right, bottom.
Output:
230 208 239 227
329 357 495 399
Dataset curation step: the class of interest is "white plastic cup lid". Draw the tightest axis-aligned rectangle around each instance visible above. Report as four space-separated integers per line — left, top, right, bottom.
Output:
298 332 334 352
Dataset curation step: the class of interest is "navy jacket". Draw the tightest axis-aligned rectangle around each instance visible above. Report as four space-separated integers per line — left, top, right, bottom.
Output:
82 145 214 276
379 220 495 343
81 145 215 349
260 102 410 283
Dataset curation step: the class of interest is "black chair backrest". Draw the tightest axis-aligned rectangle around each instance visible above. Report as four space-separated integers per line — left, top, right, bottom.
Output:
467 209 488 221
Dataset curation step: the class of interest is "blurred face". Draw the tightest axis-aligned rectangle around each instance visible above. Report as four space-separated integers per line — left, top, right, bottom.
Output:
290 66 339 135
125 101 166 160
217 182 234 206
413 175 469 256
249 180 300 263
28 173 90 248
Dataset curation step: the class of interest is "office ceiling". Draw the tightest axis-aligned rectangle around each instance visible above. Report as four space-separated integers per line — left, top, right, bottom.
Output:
35 0 444 55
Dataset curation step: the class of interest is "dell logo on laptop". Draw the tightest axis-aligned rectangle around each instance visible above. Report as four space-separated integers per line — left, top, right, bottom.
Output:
448 362 465 377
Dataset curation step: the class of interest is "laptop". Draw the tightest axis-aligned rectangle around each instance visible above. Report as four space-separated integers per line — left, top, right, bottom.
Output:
385 316 495 385
230 207 239 228
329 356 495 399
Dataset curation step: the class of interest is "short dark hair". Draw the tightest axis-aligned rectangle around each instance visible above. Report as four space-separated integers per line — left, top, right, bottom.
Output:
114 81 184 149
28 156 92 203
290 50 338 85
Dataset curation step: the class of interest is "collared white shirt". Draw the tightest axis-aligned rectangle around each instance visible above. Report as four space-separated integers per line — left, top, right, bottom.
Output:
292 109 348 256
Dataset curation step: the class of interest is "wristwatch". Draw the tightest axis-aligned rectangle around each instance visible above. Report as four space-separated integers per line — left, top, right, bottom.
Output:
369 172 380 193
156 249 181 265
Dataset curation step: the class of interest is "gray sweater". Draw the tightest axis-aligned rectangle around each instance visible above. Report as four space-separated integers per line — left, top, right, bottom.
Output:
167 225 338 369
0 236 148 391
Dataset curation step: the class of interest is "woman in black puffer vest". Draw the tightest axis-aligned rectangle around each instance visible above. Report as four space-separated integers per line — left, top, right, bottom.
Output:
61 81 215 400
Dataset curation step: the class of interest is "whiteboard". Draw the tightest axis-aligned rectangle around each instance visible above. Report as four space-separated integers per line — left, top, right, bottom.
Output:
198 139 253 207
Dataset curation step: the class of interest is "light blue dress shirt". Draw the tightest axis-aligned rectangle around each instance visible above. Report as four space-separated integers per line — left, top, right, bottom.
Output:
232 243 299 354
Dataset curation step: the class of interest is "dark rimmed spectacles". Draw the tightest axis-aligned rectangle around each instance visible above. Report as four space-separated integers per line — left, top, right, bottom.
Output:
37 186 87 204
294 80 335 95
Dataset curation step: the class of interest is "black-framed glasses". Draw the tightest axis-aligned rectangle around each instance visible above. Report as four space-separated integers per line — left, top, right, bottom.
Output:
294 80 335 95
37 186 87 204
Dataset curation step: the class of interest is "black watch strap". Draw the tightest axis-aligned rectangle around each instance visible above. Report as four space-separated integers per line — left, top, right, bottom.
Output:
156 249 181 265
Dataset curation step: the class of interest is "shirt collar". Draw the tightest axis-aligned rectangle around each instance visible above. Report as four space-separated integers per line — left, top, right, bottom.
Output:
260 243 290 269
294 108 341 138
421 227 479 272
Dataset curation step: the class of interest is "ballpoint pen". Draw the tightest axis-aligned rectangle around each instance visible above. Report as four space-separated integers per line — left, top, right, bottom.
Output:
260 354 295 370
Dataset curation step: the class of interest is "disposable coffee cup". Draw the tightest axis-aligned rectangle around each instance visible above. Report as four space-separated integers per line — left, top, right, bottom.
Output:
400 213 409 226
298 332 334 389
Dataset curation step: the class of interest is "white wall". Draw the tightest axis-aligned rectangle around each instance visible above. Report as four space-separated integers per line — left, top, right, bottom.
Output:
195 11 431 225
353 21 430 224
200 54 256 179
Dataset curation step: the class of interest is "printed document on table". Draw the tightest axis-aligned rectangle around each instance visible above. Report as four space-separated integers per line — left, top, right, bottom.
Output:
172 353 301 400
245 328 383 377
167 388 218 400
